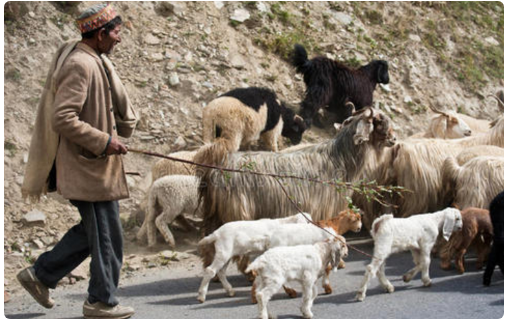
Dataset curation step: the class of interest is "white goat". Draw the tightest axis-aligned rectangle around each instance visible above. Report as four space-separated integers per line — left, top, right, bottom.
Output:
136 175 200 248
356 207 463 301
196 213 311 303
247 237 348 319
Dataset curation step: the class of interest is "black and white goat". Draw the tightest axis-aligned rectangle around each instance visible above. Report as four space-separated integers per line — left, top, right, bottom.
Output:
202 87 306 152
292 44 389 127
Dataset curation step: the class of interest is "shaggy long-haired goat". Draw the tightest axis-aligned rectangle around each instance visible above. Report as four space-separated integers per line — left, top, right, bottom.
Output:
196 107 396 236
356 207 463 302
292 44 389 126
355 112 504 230
442 155 504 210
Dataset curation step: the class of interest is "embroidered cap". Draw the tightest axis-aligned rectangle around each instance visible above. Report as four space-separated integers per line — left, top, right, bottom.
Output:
76 3 117 34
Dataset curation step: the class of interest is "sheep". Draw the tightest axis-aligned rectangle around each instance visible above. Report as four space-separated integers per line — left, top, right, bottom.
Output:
439 207 492 274
292 44 389 126
151 150 198 181
196 213 311 303
355 207 463 302
442 155 504 210
483 191 504 286
355 112 504 230
247 237 348 319
411 105 472 139
202 87 307 152
136 175 201 248
196 107 396 238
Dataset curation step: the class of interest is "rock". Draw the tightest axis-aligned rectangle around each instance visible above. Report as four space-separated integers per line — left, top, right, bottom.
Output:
404 96 413 104
214 1 224 10
379 83 391 93
173 136 187 149
4 290 10 303
202 81 213 89
160 250 177 260
144 34 161 45
40 236 54 246
32 239 45 249
68 263 88 281
333 12 352 25
408 34 421 42
22 209 46 225
230 54 246 69
230 8 250 23
150 53 164 62
484 36 499 46
256 2 268 12
169 72 180 86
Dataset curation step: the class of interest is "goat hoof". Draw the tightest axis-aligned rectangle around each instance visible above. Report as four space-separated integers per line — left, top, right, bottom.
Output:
197 295 205 303
423 280 432 287
323 285 333 295
355 293 365 302
402 275 411 283
385 285 394 293
227 290 235 297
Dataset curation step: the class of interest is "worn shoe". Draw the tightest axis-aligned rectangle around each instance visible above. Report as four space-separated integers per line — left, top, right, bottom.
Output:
83 300 135 319
16 266 54 309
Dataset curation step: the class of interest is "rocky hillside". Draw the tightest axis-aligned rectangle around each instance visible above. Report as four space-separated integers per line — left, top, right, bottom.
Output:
3 1 503 297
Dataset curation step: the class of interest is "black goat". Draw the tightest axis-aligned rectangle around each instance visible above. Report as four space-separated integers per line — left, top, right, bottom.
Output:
483 191 504 286
292 44 389 127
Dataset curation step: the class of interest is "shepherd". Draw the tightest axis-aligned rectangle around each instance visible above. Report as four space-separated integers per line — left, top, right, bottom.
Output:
18 3 138 319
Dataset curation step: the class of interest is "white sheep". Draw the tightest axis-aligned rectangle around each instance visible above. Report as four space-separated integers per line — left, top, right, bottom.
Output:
247 237 348 319
356 207 463 302
151 150 198 181
136 175 201 248
196 213 312 303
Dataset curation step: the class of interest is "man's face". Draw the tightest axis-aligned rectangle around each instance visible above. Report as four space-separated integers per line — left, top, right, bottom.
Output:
98 24 121 55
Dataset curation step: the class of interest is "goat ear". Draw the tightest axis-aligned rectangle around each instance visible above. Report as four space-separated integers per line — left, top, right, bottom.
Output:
442 210 456 241
330 240 342 273
377 61 389 84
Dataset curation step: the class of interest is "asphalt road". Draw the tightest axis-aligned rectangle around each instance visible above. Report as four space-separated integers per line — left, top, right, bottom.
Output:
4 241 504 319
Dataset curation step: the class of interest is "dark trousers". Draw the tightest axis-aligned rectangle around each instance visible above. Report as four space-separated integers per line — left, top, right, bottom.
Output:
33 200 123 306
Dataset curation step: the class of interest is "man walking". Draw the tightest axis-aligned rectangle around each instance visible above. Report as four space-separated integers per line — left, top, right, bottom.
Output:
19 3 137 318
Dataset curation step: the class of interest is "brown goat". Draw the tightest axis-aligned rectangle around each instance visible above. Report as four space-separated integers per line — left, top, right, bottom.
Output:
440 207 493 274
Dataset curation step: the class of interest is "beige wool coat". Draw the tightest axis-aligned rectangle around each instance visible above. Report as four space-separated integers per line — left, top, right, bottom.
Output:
52 43 129 201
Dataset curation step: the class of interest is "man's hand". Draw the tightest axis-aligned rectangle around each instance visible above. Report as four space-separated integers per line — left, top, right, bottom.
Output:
105 137 128 155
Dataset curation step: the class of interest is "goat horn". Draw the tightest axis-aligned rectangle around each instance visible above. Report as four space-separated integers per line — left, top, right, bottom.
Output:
487 94 504 111
428 105 449 117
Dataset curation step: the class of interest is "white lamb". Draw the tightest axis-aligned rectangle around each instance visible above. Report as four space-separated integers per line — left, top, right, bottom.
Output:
356 207 462 302
246 237 348 319
136 175 201 248
196 213 311 303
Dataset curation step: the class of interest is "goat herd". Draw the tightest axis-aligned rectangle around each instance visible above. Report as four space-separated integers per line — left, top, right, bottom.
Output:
136 44 504 318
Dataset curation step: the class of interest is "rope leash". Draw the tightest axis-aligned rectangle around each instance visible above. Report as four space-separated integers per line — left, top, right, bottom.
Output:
129 147 377 260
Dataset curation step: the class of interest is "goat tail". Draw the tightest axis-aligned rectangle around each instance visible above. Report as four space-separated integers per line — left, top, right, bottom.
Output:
370 214 393 237
292 44 310 74
442 156 461 190
245 259 261 275
198 234 217 268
